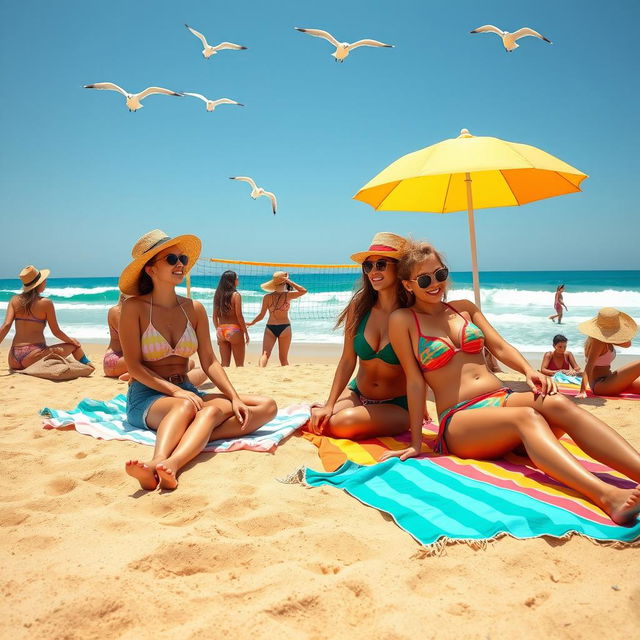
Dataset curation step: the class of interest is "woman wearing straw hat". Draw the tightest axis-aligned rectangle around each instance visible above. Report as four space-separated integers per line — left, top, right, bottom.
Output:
384 238 640 524
118 229 277 490
307 232 414 439
0 265 91 371
247 271 307 367
577 308 640 397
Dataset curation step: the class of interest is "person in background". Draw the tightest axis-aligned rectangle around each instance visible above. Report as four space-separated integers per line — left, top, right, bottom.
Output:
213 270 249 367
548 284 568 324
540 334 582 377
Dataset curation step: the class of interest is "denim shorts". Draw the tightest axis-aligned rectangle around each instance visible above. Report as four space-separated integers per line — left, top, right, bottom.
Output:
126 380 207 429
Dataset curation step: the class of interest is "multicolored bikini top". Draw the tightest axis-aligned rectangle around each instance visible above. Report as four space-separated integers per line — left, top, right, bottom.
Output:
354 310 400 366
141 299 198 362
411 303 484 372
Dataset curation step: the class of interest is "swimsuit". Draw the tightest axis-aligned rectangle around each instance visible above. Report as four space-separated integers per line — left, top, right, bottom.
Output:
265 293 291 338
141 299 198 361
593 347 616 389
216 324 242 342
411 303 508 453
347 378 408 411
10 314 48 369
266 323 290 338
103 348 123 376
546 353 570 371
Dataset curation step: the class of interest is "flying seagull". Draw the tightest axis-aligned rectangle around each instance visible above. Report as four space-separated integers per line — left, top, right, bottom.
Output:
83 83 182 112
470 25 552 52
185 24 247 58
182 93 244 112
294 27 393 62
229 176 277 215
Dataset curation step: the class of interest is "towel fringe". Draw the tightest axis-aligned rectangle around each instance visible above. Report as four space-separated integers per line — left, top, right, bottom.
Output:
277 466 309 486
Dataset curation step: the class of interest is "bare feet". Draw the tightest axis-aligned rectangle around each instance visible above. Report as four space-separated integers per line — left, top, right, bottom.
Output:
125 459 158 490
156 462 179 490
605 486 640 525
119 372 131 382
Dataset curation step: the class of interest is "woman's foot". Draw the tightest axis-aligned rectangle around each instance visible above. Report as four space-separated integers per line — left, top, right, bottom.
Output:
156 462 179 490
125 459 158 490
603 486 640 525
118 372 131 382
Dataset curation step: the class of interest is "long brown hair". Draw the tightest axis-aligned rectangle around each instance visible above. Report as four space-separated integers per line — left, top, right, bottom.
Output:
336 261 411 335
213 270 238 316
16 288 41 315
397 240 449 305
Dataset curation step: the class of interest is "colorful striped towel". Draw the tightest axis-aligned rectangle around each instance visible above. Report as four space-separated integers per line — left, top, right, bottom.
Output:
41 395 309 453
298 424 640 548
554 372 640 399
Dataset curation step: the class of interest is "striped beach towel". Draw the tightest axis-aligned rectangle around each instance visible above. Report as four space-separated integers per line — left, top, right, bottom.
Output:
41 395 309 453
554 372 640 399
298 424 640 548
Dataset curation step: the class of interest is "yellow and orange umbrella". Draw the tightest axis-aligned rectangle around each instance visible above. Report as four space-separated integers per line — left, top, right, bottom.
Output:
354 129 588 306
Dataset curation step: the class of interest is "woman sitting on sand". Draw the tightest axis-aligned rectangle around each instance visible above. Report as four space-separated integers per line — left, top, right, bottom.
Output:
540 334 582 377
307 233 413 439
247 271 307 367
0 265 91 371
548 284 568 324
385 239 640 525
213 270 249 367
119 230 277 490
577 308 640 398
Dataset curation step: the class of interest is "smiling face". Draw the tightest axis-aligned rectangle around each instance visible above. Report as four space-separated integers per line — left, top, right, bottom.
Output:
403 253 449 304
145 244 187 287
362 255 398 292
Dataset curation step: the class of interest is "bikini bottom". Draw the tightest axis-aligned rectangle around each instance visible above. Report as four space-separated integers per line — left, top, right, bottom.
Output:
216 324 241 342
10 343 47 369
266 323 290 338
103 349 124 376
347 379 408 411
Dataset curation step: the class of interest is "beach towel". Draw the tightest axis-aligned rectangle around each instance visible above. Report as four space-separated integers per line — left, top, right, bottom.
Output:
554 372 640 399
296 424 640 549
41 395 309 453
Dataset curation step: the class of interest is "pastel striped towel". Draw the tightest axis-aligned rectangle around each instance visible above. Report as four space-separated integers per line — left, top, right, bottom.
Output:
554 372 640 399
41 395 309 453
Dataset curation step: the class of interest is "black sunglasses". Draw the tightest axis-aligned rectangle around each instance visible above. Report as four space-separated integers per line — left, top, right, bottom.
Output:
159 253 189 267
410 267 449 289
362 259 395 274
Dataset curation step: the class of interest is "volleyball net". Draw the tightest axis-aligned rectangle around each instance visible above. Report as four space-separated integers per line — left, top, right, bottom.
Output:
188 257 360 342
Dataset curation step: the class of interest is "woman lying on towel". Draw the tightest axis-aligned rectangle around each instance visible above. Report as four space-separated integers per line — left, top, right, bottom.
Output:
577 308 640 398
385 239 640 525
307 232 414 439
119 229 277 490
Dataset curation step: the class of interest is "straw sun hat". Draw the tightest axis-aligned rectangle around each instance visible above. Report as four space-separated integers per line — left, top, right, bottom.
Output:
119 229 201 295
261 271 289 292
350 232 409 264
578 307 638 344
19 265 50 292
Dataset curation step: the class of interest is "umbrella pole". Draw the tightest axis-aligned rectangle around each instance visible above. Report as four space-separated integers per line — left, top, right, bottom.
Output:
464 172 481 309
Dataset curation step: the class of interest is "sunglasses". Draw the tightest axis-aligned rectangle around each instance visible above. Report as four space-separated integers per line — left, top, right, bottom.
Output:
362 259 395 274
158 253 189 267
409 267 449 289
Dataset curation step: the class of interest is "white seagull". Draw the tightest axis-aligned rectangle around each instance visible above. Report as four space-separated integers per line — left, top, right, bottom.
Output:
294 27 393 62
83 83 182 112
470 25 552 52
182 93 244 112
185 24 247 58
229 177 277 215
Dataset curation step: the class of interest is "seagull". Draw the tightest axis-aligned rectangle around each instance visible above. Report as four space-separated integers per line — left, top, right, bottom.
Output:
83 83 182 112
294 27 393 62
470 25 552 52
185 24 247 58
182 93 244 112
229 177 277 215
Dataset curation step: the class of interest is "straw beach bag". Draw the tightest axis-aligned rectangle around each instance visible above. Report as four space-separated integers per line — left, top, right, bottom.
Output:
18 353 94 381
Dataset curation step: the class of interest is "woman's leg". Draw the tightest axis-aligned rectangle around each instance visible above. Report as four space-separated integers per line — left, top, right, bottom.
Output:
49 342 88 363
228 331 246 367
592 361 640 396
259 328 277 367
155 394 277 488
277 326 292 366
218 339 232 367
445 406 640 524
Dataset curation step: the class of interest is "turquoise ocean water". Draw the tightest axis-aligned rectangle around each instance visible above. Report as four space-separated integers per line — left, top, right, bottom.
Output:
1 269 639 355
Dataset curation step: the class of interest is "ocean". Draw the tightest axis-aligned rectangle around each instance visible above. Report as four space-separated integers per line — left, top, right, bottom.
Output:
1 270 639 355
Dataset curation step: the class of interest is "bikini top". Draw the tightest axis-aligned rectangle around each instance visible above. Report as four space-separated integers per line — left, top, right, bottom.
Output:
140 298 198 362
15 314 46 324
353 310 400 366
269 292 290 312
594 346 615 367
411 303 485 372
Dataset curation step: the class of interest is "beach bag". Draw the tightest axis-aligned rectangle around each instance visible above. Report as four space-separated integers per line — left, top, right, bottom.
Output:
18 353 94 381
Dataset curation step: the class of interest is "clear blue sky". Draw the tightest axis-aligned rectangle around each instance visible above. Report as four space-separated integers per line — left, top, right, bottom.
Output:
1 0 639 278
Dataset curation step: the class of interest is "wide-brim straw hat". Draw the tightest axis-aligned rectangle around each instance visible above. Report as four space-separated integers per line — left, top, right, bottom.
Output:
350 232 409 264
578 307 637 344
119 229 201 295
261 270 289 292
20 265 50 292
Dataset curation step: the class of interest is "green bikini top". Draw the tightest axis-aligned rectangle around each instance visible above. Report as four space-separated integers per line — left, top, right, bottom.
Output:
353 310 400 366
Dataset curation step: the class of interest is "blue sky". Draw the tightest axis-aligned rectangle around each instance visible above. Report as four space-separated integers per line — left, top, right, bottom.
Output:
1 0 639 278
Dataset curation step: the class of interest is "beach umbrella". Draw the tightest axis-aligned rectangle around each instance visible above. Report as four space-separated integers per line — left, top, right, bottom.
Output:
353 129 588 307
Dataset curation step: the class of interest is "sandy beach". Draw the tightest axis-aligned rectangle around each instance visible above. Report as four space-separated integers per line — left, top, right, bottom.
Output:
1 343 639 640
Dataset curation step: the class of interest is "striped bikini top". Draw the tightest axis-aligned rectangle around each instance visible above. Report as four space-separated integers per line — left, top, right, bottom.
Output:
141 298 198 362
411 303 484 372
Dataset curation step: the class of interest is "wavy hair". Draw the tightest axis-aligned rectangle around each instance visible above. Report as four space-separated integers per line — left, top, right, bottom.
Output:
397 240 449 304
16 288 41 315
213 270 238 316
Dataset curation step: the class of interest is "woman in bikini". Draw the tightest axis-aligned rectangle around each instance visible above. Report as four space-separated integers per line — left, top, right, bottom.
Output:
548 284 568 324
577 308 640 398
540 334 582 377
307 233 413 440
0 265 91 371
385 239 640 525
119 230 277 490
213 270 249 367
247 271 307 367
